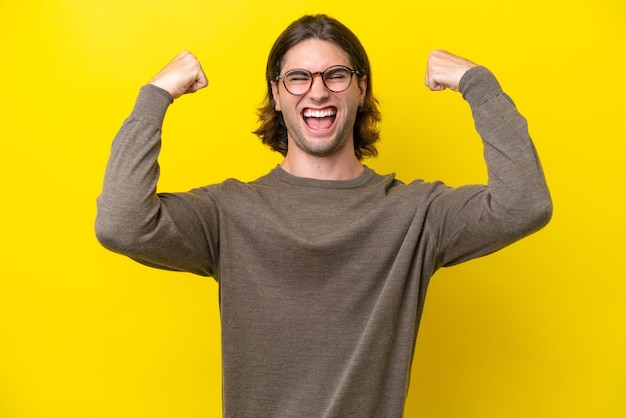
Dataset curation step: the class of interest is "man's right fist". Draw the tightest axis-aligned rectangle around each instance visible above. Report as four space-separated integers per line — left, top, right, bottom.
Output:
149 51 209 99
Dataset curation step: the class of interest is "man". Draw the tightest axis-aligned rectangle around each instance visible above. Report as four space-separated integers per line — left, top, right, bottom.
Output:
96 14 552 417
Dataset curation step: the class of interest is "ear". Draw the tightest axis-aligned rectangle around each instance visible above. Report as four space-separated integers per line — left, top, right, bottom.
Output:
270 81 281 112
358 75 368 106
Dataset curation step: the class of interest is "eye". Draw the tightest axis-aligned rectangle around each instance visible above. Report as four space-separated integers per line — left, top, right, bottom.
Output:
324 67 350 81
285 70 312 84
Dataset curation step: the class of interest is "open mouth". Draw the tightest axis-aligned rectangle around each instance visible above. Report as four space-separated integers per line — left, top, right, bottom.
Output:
302 107 337 131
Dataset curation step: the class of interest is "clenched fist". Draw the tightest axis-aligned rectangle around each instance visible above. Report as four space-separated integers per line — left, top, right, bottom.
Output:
149 51 209 99
425 50 477 92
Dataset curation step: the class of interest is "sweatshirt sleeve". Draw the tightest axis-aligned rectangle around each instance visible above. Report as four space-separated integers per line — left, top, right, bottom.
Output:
430 66 553 267
95 85 219 277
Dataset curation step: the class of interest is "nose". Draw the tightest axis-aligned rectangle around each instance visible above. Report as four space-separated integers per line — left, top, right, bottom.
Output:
308 73 329 100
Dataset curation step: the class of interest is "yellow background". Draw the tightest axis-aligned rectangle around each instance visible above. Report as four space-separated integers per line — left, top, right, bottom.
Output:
1 0 624 417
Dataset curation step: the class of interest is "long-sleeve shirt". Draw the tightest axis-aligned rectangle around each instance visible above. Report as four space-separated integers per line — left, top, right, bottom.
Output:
96 66 552 417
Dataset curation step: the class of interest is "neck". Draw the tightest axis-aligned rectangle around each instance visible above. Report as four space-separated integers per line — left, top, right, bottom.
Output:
280 150 364 181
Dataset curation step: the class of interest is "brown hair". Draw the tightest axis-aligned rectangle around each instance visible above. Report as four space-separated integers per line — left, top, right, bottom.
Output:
253 14 381 160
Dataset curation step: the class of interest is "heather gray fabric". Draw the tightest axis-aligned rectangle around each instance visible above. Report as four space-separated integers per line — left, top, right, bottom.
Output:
96 66 552 417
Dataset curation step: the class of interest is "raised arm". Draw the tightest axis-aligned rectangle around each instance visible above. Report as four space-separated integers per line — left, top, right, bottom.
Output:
424 50 552 267
95 52 217 276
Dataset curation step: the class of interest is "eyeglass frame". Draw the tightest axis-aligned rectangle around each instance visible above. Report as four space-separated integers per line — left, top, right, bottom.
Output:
275 65 362 96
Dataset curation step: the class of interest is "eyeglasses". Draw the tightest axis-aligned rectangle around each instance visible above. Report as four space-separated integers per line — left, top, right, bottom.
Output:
276 65 361 96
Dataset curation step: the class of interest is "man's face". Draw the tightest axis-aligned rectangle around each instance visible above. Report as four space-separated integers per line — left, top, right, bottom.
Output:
271 39 367 158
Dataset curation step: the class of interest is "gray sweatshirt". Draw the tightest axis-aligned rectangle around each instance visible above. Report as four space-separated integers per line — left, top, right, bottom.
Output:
96 66 552 417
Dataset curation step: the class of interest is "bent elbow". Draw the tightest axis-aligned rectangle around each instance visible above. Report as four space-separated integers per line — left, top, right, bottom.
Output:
490 187 553 238
531 199 553 231
95 193 160 254
94 209 145 255
515 193 553 236
95 214 129 254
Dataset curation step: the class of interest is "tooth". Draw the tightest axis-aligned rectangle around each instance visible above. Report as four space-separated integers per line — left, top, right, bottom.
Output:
304 109 336 118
